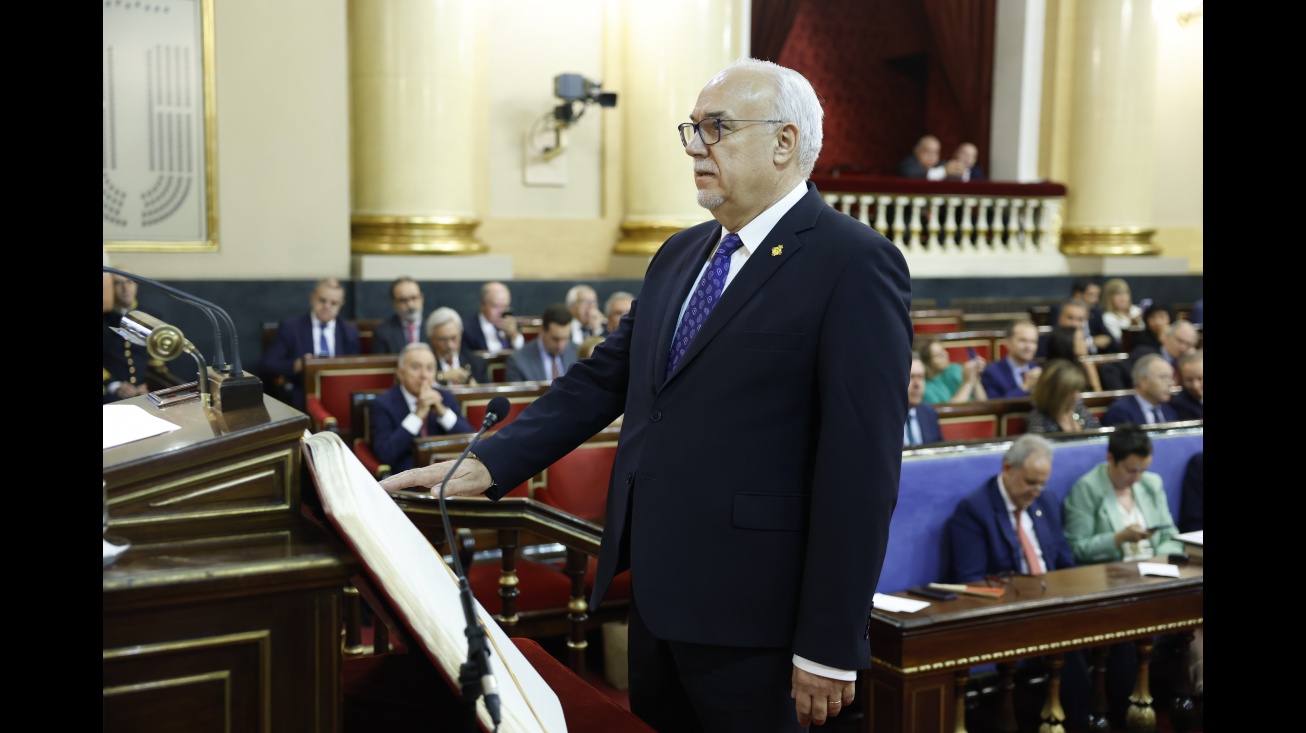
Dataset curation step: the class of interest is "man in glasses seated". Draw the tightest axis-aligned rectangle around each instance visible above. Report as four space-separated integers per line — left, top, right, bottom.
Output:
945 433 1134 731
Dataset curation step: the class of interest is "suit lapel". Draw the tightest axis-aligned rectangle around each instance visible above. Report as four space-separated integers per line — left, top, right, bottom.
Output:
990 480 1022 571
661 188 821 384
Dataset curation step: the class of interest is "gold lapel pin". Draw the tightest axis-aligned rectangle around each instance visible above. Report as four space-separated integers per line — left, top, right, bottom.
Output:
771 244 784 257
1035 509 1043 517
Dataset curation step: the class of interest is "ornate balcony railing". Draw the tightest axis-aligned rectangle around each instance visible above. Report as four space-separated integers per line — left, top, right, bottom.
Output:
810 175 1067 256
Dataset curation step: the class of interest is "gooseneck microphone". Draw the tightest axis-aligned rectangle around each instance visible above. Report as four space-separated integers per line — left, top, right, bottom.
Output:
438 394 510 732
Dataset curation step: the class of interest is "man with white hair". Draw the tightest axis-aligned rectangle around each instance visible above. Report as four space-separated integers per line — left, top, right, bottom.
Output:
424 306 488 385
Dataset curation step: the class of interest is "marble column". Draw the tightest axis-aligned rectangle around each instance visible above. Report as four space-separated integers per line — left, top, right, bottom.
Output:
611 1 746 274
1060 0 1161 255
348 0 485 255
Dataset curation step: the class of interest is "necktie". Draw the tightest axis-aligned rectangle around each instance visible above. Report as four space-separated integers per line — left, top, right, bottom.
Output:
551 356 561 380
909 409 922 445
406 322 417 344
1014 507 1043 574
667 233 744 377
318 325 330 357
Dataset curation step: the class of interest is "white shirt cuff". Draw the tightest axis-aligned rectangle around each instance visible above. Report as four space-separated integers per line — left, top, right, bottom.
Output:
435 405 458 431
792 655 856 681
402 413 424 435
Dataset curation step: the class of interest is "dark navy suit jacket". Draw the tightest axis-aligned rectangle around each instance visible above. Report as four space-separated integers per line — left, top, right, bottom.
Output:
1170 389 1202 421
946 477 1076 583
369 384 474 474
910 403 944 445
461 312 515 352
1101 396 1178 427
471 183 913 671
980 360 1031 400
262 313 361 409
370 314 426 355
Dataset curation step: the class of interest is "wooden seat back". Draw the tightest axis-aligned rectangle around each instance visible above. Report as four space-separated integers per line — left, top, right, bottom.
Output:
303 354 398 441
910 308 965 334
473 349 514 383
349 388 392 479
930 329 1004 363
531 425 622 522
445 381 552 433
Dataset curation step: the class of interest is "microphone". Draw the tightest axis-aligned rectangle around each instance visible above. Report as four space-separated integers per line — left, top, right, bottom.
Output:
439 394 510 731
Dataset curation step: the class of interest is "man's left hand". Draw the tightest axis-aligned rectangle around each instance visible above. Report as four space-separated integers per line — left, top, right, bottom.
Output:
791 666 855 727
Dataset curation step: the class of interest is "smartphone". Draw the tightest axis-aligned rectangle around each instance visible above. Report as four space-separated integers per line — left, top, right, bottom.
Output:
907 585 956 601
503 307 514 317
1146 524 1169 532
967 348 978 360
1139 298 1153 311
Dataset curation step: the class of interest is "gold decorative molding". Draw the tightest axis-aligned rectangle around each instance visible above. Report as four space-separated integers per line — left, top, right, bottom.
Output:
613 221 693 255
1060 226 1159 256
351 215 487 255
871 617 1203 675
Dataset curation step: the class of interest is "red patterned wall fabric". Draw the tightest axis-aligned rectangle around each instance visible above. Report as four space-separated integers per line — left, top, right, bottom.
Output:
766 0 993 177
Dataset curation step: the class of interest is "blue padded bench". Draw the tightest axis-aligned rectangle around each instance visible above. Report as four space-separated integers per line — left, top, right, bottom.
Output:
876 427 1204 594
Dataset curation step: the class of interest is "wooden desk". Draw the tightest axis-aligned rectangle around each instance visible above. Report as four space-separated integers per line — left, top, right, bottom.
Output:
103 524 358 733
864 560 1203 733
104 394 358 732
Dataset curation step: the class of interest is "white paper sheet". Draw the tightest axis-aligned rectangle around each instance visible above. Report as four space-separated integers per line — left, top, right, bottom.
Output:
874 593 930 613
1172 529 1203 546
1137 562 1181 577
103 404 182 450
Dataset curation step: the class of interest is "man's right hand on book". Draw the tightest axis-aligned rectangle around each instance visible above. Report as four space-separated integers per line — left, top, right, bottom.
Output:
380 459 493 498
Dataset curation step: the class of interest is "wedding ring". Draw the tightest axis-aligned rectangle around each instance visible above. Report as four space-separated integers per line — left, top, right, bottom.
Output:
829 699 842 705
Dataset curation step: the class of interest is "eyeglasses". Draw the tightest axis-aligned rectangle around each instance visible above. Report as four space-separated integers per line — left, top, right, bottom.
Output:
679 117 786 147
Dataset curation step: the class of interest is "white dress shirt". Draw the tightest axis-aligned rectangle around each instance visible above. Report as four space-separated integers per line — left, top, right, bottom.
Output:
998 476 1047 574
398 384 459 435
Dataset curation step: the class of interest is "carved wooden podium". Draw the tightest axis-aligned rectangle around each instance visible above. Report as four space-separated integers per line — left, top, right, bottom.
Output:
103 394 359 733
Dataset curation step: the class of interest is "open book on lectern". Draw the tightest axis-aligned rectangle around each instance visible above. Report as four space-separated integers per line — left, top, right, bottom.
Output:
301 430 568 733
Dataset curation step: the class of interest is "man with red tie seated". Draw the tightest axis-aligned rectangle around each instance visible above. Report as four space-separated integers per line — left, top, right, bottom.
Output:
1101 353 1180 426
980 319 1043 399
263 277 362 410
905 356 944 446
369 343 474 474
945 434 1128 731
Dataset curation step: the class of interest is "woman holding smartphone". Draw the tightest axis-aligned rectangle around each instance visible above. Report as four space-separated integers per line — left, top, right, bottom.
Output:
916 337 988 404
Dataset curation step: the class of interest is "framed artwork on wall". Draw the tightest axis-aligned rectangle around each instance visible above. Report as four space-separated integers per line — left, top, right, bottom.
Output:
103 0 218 253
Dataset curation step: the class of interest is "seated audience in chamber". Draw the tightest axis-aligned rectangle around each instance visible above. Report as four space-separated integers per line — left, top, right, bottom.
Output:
1170 349 1203 422
897 134 941 179
1101 354 1179 427
981 319 1043 399
368 343 475 475
1099 278 1143 347
904 356 944 446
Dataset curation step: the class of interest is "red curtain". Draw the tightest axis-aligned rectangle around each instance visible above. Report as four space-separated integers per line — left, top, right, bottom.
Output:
751 0 804 62
920 0 996 151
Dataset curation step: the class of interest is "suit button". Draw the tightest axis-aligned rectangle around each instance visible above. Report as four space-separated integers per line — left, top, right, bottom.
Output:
650 410 662 422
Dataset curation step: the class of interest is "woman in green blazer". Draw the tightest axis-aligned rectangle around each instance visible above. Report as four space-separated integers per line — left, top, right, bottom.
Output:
1062 425 1184 563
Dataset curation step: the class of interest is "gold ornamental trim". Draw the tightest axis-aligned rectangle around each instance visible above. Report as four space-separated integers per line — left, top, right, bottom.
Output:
871 616 1203 676
351 214 487 255
613 221 696 255
1060 226 1159 256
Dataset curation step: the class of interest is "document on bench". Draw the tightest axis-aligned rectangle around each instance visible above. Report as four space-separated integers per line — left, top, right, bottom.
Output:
874 593 931 614
1137 562 1181 577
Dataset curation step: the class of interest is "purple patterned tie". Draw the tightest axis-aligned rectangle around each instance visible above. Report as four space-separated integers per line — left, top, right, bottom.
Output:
667 233 744 377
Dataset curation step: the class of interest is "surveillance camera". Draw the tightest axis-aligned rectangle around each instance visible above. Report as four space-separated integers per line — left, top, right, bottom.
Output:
554 73 617 108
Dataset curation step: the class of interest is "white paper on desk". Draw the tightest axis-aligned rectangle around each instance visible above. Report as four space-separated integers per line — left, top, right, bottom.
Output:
103 404 182 450
1138 562 1181 577
874 593 930 613
1172 529 1203 546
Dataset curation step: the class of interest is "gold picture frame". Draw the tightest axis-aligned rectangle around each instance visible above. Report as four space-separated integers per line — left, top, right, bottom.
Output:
103 0 218 253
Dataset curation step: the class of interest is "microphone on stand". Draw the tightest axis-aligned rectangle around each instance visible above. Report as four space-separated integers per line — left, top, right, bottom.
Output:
438 395 511 732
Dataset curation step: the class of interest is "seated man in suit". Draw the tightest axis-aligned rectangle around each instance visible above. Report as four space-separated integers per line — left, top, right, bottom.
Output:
948 433 1134 731
981 319 1043 399
1178 450 1203 534
897 134 940 178
461 280 523 353
929 142 987 182
1128 319 1198 382
565 284 607 344
425 307 489 386
1040 297 1115 357
905 355 943 446
1170 349 1202 421
369 343 475 474
103 269 175 403
262 277 362 410
505 303 577 382
370 277 428 355
1101 353 1179 426
605 290 635 336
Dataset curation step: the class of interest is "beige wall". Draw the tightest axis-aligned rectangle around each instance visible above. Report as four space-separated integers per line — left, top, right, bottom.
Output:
109 0 1202 280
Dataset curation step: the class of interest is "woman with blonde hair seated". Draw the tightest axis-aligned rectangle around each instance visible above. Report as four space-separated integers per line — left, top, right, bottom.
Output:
1099 278 1142 347
1026 358 1102 434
